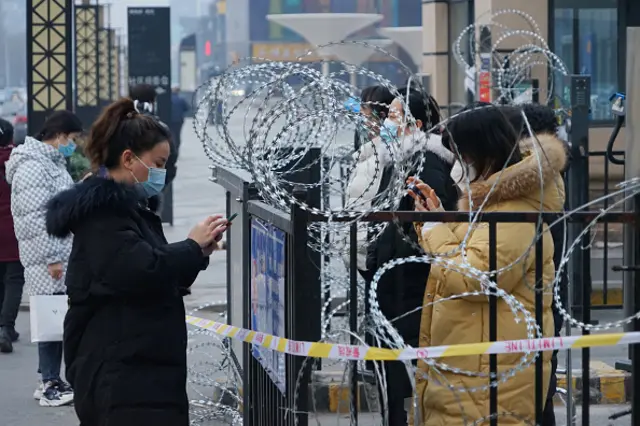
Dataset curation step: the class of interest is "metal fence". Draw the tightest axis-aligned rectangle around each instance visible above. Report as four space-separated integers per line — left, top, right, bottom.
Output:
305 206 640 426
215 186 640 425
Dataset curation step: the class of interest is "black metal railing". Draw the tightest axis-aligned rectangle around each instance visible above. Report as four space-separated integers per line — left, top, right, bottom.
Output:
213 165 639 426
306 206 640 426
583 149 626 310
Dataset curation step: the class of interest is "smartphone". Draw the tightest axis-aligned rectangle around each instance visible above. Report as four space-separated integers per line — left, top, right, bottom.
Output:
407 182 427 201
227 212 239 222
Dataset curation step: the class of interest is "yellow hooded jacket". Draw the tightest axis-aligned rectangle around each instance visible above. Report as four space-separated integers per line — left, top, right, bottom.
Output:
411 134 567 426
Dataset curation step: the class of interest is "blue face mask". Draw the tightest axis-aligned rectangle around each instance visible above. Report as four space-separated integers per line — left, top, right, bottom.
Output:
58 139 77 158
134 156 167 198
380 118 399 143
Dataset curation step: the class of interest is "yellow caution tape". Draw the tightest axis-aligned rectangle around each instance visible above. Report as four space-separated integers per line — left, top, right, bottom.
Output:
186 315 640 361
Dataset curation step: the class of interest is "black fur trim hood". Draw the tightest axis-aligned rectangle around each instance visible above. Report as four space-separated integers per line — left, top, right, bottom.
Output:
47 177 142 238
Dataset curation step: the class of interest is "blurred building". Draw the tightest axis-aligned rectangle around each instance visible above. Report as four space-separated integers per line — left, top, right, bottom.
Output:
420 0 638 187
199 0 423 87
0 0 27 88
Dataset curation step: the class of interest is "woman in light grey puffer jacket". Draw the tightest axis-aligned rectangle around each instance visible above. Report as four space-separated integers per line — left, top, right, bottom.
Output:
5 110 82 407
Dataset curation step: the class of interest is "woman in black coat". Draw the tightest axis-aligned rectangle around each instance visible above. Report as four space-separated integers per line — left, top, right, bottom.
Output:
365 90 458 425
45 98 228 426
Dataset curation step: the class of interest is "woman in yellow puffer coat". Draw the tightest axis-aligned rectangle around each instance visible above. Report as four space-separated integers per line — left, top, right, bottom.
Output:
408 105 567 426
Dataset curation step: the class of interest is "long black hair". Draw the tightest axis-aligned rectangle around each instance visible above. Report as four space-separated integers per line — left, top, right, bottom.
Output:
508 103 559 136
443 104 522 181
398 88 441 133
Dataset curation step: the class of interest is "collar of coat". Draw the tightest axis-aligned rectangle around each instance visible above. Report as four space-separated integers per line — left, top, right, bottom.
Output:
46 177 144 238
354 131 455 167
458 133 568 211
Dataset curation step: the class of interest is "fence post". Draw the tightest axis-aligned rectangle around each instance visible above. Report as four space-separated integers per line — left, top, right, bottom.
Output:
290 187 320 426
632 195 640 426
241 183 254 425
566 75 591 319
349 223 359 422
488 222 498 426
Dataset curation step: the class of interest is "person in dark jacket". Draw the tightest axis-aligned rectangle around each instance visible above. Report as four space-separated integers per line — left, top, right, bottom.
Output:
0 118 25 354
45 98 229 426
504 102 569 426
130 83 178 215
365 90 458 426
170 85 190 151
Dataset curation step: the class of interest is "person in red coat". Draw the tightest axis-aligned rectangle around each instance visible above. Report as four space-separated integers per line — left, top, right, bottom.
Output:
0 118 25 353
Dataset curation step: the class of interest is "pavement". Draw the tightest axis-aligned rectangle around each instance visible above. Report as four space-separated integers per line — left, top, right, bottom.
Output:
6 117 636 424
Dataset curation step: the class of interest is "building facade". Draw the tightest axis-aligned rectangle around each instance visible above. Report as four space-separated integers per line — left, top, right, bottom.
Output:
421 0 640 182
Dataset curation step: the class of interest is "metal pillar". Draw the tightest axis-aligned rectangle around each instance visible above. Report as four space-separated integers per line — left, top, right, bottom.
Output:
109 29 119 100
27 0 74 136
98 27 112 106
74 5 100 126
98 6 112 107
567 75 592 318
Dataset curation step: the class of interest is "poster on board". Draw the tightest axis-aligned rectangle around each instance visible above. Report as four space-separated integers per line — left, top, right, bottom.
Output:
250 217 286 394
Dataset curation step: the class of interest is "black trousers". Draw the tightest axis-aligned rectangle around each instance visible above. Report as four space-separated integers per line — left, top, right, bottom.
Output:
375 360 413 426
0 261 24 328
169 122 183 153
542 305 563 426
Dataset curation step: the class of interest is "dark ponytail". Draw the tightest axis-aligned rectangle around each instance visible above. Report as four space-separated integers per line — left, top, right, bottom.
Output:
85 97 170 169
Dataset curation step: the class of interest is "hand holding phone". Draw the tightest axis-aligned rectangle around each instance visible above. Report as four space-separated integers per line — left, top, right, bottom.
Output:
406 177 441 211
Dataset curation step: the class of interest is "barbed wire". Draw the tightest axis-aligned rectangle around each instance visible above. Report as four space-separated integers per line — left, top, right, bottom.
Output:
184 10 636 426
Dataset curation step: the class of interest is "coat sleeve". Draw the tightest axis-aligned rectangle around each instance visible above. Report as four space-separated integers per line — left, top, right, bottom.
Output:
82 215 206 296
420 221 536 299
11 160 68 265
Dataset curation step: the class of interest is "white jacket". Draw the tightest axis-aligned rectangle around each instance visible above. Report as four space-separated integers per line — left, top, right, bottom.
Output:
5 137 74 295
344 131 450 270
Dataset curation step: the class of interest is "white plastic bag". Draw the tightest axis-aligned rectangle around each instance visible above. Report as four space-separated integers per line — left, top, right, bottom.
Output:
29 295 68 342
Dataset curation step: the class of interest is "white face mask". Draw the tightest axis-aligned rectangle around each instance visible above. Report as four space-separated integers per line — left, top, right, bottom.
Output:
450 160 478 190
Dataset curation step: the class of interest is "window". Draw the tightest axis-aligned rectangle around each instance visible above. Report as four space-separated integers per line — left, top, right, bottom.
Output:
552 0 620 122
